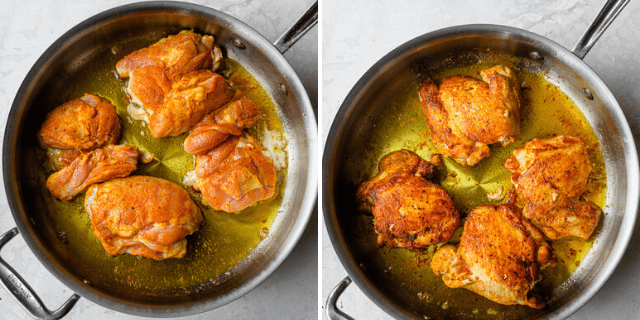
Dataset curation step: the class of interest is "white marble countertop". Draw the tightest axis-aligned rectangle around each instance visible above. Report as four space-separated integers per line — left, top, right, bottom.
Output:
322 0 640 319
0 0 318 319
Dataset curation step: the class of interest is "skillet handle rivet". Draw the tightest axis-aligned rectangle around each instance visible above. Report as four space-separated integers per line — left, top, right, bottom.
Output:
529 51 544 61
280 84 288 95
83 279 94 287
583 88 594 100
233 39 246 49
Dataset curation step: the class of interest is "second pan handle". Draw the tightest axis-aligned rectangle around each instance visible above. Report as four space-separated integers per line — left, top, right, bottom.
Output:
572 0 630 59
325 276 356 320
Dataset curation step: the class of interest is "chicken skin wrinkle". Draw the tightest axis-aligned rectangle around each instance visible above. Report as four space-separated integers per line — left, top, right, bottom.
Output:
46 144 148 201
186 134 277 213
126 67 235 138
419 65 521 166
431 204 555 309
504 134 601 240
183 90 261 155
38 93 120 156
356 150 459 250
85 176 202 260
115 30 222 81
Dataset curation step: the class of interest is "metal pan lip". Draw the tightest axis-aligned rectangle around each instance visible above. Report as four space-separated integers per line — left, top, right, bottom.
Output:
322 24 639 320
4 1 317 317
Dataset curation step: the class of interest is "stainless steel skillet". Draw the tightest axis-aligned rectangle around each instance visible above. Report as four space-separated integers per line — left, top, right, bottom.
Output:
1 1 317 318
323 0 638 319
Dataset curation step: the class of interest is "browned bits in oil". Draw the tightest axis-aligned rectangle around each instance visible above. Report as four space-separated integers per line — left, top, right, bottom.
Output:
57 230 69 244
260 227 269 239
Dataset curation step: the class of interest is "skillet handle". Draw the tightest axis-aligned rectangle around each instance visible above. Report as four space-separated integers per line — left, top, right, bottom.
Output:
273 1 318 54
325 276 356 320
0 228 80 320
572 0 630 59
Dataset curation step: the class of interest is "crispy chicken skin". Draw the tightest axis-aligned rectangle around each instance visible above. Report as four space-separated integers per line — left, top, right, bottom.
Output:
419 65 521 166
127 68 235 137
183 90 261 154
38 93 120 152
115 30 222 81
356 150 459 250
85 176 203 260
431 205 555 309
187 134 277 213
504 134 601 240
45 145 143 201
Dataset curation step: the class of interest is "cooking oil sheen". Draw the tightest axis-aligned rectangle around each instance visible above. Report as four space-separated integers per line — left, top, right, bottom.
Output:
354 62 606 318
33 33 286 291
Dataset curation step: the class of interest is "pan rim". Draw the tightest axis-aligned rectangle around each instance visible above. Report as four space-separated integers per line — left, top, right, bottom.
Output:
4 1 317 317
322 23 639 320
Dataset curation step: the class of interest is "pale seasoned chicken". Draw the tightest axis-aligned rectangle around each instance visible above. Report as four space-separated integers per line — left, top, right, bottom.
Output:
46 145 147 201
38 93 120 170
186 134 277 213
356 150 459 250
85 176 203 260
419 65 521 166
431 205 555 309
504 134 601 240
126 68 235 137
118 30 234 138
115 30 222 81
183 90 261 154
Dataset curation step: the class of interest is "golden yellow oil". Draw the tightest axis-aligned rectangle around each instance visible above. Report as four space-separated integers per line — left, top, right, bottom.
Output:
31 32 287 291
352 62 606 318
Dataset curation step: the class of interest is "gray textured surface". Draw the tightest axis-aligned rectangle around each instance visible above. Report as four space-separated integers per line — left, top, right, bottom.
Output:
322 0 640 319
0 0 318 319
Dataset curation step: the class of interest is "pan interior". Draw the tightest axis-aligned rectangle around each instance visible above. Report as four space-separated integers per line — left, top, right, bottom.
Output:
6 3 315 315
325 28 633 320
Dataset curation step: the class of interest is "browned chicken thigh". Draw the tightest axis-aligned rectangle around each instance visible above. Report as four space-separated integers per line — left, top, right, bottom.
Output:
85 176 203 260
504 134 601 240
183 90 261 154
186 134 277 213
356 150 459 250
38 93 121 170
46 145 150 201
431 205 555 308
419 65 521 166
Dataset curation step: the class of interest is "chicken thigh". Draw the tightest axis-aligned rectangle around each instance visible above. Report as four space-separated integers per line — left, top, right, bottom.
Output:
504 134 601 240
419 65 521 166
431 204 555 308
356 150 459 250
85 176 203 260
185 134 277 213
46 145 149 201
183 90 261 154
115 30 222 81
117 30 235 138
126 68 235 137
38 93 121 170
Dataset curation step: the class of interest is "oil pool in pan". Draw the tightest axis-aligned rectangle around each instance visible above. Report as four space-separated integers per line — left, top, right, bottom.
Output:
350 56 606 318
26 30 287 291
